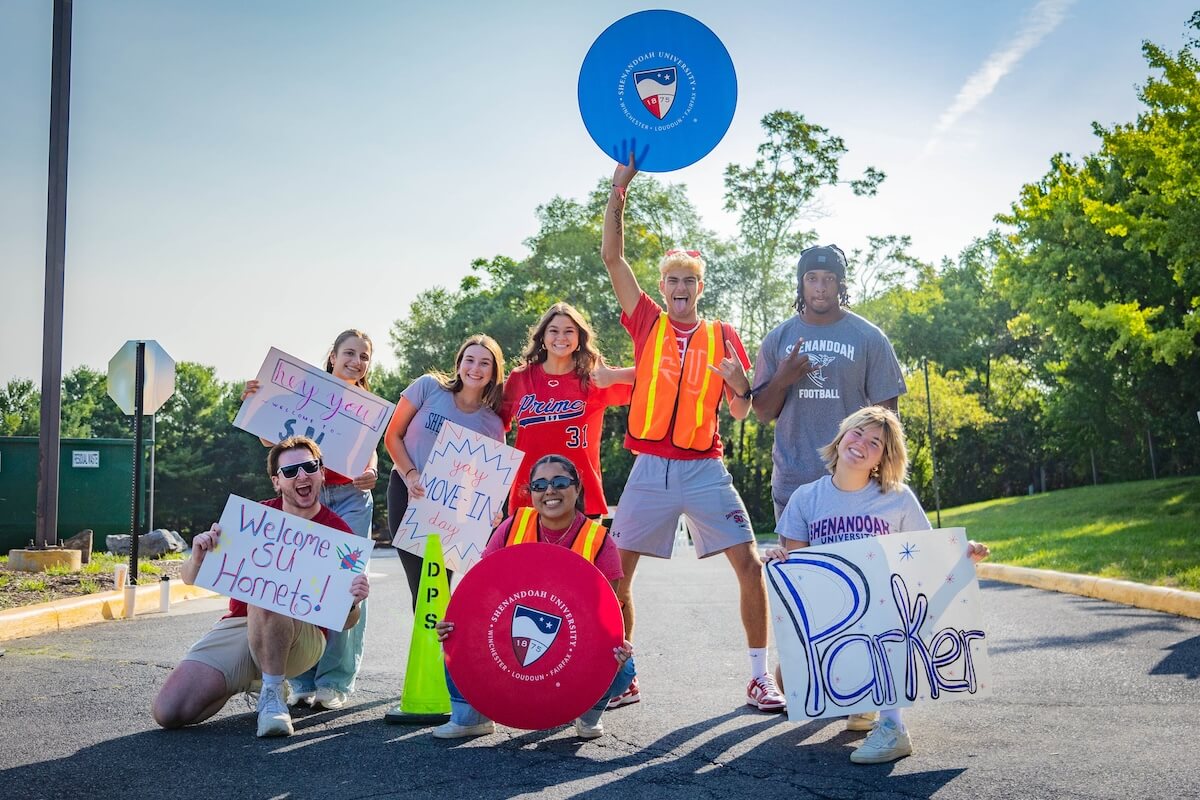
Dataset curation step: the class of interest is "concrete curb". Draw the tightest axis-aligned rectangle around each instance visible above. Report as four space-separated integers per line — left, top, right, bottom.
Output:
0 581 217 642
977 563 1200 620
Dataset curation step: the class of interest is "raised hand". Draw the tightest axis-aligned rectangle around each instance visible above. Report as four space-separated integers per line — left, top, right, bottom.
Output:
776 338 815 385
611 142 644 188
707 340 751 395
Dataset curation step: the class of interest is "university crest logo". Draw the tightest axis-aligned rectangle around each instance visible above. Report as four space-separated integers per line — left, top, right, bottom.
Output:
511 604 562 668
633 67 677 120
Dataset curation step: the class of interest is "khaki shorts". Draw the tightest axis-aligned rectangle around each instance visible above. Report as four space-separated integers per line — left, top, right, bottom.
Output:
609 454 754 558
181 616 326 695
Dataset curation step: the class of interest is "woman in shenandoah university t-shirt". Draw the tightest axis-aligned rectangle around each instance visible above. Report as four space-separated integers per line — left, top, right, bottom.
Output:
501 302 632 518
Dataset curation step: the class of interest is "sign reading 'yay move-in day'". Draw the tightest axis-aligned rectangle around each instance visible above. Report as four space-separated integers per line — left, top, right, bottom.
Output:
392 420 524 574
766 528 992 723
234 347 395 478
194 495 372 630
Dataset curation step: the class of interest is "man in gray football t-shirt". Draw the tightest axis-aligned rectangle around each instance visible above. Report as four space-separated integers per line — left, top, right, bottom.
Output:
753 246 906 520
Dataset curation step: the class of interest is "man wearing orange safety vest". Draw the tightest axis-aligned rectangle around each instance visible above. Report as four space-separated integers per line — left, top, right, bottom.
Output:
598 155 785 713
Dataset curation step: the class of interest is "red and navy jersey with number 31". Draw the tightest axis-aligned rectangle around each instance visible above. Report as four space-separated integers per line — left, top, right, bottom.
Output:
501 364 632 517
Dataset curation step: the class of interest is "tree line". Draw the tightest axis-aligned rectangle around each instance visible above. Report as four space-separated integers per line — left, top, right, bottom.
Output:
3 19 1197 536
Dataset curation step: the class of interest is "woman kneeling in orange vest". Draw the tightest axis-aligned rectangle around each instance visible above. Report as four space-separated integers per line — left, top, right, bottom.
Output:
433 454 635 740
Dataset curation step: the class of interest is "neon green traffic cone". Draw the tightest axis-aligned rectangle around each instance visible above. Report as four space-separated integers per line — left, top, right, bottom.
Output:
384 534 452 724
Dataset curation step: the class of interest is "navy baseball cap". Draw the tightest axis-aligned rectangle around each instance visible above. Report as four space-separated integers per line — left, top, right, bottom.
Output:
796 245 847 281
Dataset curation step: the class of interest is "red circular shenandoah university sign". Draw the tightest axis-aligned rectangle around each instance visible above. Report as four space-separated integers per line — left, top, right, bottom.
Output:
444 542 625 730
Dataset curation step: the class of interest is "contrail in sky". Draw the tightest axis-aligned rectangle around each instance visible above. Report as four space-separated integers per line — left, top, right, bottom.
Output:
924 0 1074 155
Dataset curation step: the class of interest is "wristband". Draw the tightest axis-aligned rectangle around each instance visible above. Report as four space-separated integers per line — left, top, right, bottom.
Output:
738 386 753 400
405 467 418 478
612 184 626 202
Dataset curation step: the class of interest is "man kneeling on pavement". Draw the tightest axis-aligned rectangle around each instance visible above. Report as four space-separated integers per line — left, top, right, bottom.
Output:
152 436 369 738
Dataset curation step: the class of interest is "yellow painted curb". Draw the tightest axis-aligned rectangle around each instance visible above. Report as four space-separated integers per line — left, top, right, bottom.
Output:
0 581 218 642
977 563 1200 620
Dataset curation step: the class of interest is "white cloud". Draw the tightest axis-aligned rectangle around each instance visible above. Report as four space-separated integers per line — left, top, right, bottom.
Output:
924 0 1074 156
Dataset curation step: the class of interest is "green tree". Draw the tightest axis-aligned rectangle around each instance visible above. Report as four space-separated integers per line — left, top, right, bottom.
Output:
995 25 1200 482
0 379 40 436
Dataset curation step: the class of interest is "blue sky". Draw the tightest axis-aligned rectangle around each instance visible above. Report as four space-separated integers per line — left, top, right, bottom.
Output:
2 0 1194 385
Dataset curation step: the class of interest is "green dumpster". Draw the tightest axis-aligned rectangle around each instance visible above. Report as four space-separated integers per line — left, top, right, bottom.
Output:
0 437 150 552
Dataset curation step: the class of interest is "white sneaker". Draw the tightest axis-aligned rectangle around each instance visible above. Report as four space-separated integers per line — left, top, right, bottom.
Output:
746 674 787 712
431 720 495 739
850 718 912 764
256 685 293 738
287 687 316 707
313 687 346 710
845 711 878 732
574 718 604 739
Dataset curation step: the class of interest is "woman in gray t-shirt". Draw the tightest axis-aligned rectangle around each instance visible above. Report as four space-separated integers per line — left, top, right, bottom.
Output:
767 406 989 766
384 334 507 610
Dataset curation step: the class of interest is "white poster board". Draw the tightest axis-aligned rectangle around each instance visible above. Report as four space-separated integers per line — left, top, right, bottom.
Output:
767 527 992 723
195 495 372 630
234 347 395 478
392 420 524 574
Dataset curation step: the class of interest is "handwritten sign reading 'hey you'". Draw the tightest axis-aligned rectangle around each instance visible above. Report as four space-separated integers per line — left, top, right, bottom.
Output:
195 495 372 630
234 347 395 478
392 421 524 574
766 528 992 723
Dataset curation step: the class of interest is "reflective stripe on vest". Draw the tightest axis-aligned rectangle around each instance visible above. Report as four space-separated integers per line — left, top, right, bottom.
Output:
506 507 538 546
503 509 608 564
629 313 726 451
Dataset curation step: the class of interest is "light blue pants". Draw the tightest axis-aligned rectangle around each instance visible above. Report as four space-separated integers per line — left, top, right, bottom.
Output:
291 482 373 694
446 657 637 728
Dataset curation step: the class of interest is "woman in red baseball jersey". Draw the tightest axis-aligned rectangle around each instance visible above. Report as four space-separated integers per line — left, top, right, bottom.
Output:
501 302 632 518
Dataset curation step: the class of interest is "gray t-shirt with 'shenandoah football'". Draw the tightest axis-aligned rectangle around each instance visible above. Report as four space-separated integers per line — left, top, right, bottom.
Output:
399 374 505 474
754 311 906 513
777 475 931 545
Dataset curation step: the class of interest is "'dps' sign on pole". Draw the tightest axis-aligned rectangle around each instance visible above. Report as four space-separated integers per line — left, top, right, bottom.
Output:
107 340 175 583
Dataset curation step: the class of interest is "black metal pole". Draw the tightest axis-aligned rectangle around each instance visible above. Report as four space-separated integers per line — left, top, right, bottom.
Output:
923 358 942 527
148 413 156 531
35 0 73 550
130 343 146 584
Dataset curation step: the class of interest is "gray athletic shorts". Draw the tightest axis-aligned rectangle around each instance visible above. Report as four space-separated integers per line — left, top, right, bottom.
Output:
180 616 325 695
610 454 754 559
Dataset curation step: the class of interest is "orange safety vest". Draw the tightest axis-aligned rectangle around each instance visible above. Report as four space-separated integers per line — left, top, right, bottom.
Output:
504 507 608 564
628 313 726 451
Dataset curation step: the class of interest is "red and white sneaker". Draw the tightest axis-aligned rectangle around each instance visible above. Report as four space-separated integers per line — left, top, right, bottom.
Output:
746 674 787 712
607 676 641 709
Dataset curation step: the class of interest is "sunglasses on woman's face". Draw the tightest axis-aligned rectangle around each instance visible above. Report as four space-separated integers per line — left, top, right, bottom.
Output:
529 475 577 493
276 459 322 479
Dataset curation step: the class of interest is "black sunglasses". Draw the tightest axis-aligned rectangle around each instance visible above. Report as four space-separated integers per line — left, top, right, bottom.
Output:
277 459 322 479
529 475 577 493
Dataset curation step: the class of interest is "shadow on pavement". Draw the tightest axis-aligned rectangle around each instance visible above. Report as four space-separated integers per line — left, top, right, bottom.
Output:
2 702 966 800
1150 634 1200 679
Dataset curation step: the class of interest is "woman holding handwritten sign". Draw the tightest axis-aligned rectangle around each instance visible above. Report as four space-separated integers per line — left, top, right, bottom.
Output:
385 334 507 608
764 407 990 765
502 302 632 519
242 329 379 710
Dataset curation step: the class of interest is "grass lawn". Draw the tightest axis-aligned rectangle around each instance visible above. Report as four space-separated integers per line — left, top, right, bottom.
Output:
939 476 1200 591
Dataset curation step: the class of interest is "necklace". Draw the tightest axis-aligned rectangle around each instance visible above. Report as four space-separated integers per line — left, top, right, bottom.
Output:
539 520 574 546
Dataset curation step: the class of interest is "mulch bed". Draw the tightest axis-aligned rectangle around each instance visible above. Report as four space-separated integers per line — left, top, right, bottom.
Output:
0 559 186 611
